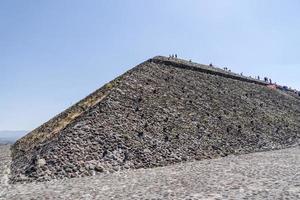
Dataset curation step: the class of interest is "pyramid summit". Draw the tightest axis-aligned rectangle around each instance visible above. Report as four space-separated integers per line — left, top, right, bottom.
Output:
11 56 300 182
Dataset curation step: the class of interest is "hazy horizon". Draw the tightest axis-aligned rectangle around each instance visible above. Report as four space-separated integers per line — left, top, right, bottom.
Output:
0 130 27 143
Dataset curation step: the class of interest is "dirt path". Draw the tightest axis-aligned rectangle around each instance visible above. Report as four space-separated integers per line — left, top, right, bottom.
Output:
1 145 299 199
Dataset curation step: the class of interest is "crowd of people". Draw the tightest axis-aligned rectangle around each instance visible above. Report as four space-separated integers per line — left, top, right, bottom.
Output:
222 65 300 96
167 55 300 97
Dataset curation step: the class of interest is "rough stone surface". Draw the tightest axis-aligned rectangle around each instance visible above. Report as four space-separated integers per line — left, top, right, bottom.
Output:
37 159 46 167
2 145 300 199
10 56 300 182
0 145 11 196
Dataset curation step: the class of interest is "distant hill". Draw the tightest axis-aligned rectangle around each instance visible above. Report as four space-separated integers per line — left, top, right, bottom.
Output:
0 130 27 144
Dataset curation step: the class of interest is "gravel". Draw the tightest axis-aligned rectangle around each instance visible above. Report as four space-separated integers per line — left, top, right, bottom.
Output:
1 145 300 199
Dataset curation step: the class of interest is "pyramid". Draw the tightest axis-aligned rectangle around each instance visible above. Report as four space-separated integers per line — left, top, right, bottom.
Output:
11 56 300 182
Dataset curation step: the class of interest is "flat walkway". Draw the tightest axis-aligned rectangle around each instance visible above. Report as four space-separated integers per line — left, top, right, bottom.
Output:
1 145 299 200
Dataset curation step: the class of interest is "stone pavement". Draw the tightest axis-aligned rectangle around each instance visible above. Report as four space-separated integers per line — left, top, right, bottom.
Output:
1 145 299 199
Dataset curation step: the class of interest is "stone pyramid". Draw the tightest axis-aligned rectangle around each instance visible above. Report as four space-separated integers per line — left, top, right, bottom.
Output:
11 56 300 182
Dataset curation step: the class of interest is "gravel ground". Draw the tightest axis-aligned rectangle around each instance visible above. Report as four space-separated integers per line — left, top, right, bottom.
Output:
1 145 299 200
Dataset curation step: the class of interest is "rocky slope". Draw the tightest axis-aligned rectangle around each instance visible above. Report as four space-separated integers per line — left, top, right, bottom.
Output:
10 56 300 182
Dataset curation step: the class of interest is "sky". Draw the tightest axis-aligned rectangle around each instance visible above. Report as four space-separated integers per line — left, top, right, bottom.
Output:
1 0 300 131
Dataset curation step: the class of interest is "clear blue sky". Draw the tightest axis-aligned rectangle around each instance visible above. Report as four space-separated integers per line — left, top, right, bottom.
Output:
1 0 300 131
